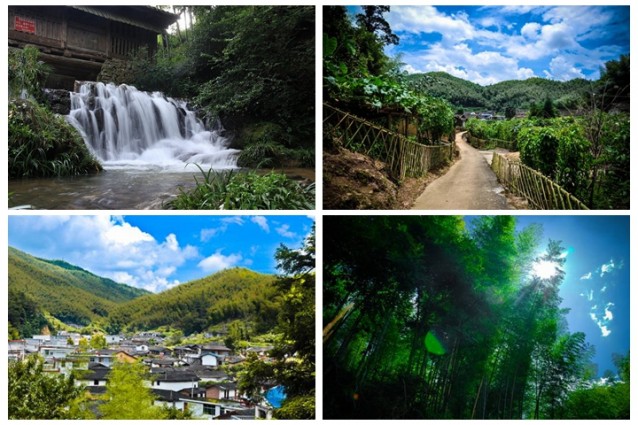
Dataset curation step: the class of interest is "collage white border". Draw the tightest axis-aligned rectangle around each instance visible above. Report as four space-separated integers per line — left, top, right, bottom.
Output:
3 1 635 422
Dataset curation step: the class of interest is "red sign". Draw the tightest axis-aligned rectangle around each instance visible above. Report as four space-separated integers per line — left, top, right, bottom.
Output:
15 16 36 34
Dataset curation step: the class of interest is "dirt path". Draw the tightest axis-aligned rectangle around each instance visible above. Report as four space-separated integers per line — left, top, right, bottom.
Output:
412 132 513 210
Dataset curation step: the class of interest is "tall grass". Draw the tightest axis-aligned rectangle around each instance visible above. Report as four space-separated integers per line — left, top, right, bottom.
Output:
167 165 315 210
9 99 103 178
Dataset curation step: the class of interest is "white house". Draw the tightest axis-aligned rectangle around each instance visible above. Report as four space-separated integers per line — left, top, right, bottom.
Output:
150 369 200 392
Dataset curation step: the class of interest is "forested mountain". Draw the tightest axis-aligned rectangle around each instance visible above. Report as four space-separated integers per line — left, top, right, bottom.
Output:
407 72 593 111
8 247 282 337
109 268 279 335
8 247 149 329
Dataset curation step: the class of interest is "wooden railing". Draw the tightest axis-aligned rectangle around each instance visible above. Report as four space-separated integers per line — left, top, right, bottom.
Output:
491 152 589 210
324 104 455 180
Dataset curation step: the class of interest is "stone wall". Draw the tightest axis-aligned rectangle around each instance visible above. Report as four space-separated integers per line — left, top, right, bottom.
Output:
97 59 136 85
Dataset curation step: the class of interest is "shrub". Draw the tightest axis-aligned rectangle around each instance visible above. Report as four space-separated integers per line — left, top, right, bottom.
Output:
8 99 103 178
167 166 314 210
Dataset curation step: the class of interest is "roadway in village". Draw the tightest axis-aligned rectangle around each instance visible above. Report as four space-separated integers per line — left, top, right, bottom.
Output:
412 132 513 210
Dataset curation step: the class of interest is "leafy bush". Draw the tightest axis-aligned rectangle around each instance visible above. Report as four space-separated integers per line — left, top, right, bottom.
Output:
168 166 314 210
8 46 50 100
9 99 103 178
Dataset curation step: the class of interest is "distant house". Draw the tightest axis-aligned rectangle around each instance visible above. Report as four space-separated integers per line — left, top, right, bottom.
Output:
152 389 187 411
148 346 171 356
201 344 232 356
206 382 240 401
178 386 207 400
105 335 122 345
187 366 230 382
88 349 136 366
149 357 179 368
8 340 28 361
76 363 111 387
39 344 76 361
150 369 200 392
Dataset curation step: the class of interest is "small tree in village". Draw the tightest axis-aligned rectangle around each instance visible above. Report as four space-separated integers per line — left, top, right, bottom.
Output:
237 225 316 419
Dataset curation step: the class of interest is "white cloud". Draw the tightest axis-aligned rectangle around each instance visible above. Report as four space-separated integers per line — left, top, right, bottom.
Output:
604 307 613 321
198 251 242 273
387 6 476 44
601 286 607 293
251 216 270 233
200 217 244 242
580 272 592 280
401 42 536 85
200 228 218 242
543 56 585 81
600 259 615 277
600 326 611 337
9 216 197 293
521 22 541 40
276 224 297 238
222 216 244 226
390 6 627 84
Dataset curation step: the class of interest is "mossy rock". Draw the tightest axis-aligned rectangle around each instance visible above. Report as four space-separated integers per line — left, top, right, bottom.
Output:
9 98 103 178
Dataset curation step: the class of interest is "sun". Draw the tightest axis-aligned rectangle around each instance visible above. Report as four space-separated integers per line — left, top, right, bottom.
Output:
532 260 560 280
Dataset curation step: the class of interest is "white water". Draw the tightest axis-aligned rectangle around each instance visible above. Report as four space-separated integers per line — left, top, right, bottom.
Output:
67 82 239 171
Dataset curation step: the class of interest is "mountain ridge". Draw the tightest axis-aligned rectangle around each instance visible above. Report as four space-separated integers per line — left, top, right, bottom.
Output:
8 246 280 337
406 71 593 110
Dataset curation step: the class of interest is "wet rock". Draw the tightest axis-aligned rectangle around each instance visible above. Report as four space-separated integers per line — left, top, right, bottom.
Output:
42 88 71 115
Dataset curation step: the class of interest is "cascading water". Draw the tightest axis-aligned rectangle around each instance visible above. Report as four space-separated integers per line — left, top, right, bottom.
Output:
67 82 239 171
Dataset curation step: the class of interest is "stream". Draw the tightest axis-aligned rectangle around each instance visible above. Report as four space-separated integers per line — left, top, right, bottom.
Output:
8 167 314 210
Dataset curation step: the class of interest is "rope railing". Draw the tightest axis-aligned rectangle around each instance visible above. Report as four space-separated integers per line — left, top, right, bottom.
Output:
491 152 589 210
324 104 454 180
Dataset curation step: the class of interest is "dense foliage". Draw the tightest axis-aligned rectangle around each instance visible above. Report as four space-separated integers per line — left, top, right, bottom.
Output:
8 247 149 328
8 47 102 179
324 6 455 144
9 98 102 179
236 227 316 419
167 168 314 210
109 268 280 336
323 216 628 419
466 108 629 209
9 355 86 419
8 287 50 339
132 6 314 167
99 362 168 419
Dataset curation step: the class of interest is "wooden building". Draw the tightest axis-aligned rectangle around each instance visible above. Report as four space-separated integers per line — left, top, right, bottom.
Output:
9 6 178 89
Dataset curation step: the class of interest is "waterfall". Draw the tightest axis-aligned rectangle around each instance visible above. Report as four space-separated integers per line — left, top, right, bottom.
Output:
67 82 239 171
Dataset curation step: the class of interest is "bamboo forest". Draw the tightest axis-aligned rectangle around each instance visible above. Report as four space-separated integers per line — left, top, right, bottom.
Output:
323 216 629 419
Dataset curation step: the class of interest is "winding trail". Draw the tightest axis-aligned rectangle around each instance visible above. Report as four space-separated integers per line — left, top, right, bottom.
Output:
412 132 513 210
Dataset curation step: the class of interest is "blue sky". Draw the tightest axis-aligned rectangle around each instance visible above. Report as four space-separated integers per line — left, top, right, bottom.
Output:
514 216 630 377
8 215 315 293
349 6 629 85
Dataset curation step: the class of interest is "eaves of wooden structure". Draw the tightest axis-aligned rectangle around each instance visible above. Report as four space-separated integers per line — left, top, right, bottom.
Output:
8 6 178 89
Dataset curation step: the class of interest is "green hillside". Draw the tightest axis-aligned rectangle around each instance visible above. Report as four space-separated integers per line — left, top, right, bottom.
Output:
109 267 280 335
9 247 283 337
8 247 149 328
407 72 593 111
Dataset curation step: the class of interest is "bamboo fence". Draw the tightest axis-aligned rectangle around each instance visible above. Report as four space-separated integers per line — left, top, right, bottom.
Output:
466 133 516 151
491 152 589 210
324 104 455 180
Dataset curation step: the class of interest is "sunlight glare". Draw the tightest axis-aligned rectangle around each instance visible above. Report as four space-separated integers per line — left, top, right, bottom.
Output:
532 260 559 279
